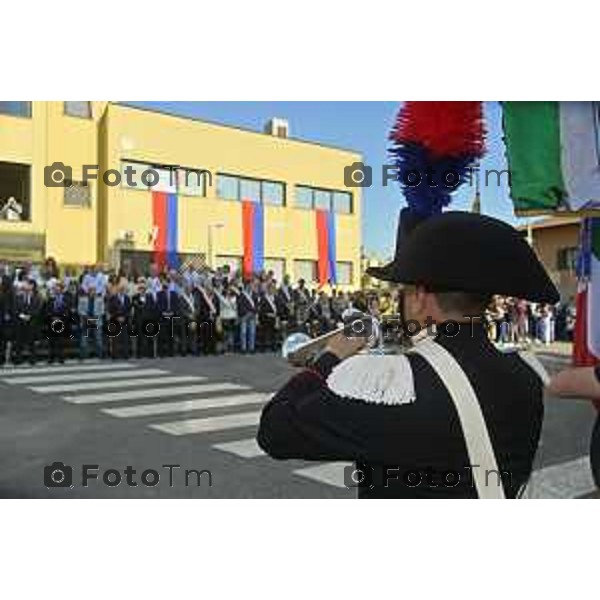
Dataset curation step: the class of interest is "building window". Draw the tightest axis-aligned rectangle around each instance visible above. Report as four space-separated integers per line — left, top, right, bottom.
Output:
262 181 285 206
217 173 286 205
314 189 332 211
216 174 239 201
0 102 31 118
0 162 31 221
264 258 286 283
295 186 314 209
294 259 317 283
333 191 352 214
336 261 353 285
295 185 354 213
151 166 178 194
121 161 150 190
64 101 92 119
179 169 207 197
64 181 92 207
240 178 261 203
557 247 578 272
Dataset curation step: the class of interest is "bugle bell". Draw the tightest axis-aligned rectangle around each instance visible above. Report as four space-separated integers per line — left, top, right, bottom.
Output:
282 313 383 366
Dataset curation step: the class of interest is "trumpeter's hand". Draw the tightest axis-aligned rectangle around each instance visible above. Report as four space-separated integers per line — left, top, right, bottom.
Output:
324 330 367 360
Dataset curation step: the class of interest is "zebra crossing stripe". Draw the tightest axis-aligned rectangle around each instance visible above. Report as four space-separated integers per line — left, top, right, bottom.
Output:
523 456 596 499
30 375 203 394
6 368 168 386
149 411 261 435
102 393 270 418
63 382 249 404
213 437 265 458
0 362 135 378
293 462 351 489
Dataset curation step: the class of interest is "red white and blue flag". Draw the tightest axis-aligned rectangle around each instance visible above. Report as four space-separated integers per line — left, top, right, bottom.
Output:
151 191 179 270
574 218 600 366
316 209 337 286
242 200 264 277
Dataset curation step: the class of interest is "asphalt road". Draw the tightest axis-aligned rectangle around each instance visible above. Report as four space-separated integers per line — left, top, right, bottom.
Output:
0 352 597 499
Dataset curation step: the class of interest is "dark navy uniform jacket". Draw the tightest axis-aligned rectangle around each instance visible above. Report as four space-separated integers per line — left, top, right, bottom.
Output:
257 324 544 498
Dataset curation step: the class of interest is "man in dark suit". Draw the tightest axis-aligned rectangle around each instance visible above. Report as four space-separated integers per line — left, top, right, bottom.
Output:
107 281 131 359
45 281 75 363
14 279 42 365
258 281 278 352
131 278 158 358
156 276 180 357
0 275 15 366
193 280 218 355
275 275 294 340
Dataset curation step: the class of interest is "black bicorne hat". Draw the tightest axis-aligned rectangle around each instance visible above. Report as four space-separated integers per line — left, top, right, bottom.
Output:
367 210 559 304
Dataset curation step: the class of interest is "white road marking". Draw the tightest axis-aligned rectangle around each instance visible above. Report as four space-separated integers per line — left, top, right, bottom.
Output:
102 393 270 418
63 382 248 404
0 362 135 378
213 437 266 458
30 375 202 393
293 462 351 488
7 368 168 385
149 411 261 435
524 456 597 499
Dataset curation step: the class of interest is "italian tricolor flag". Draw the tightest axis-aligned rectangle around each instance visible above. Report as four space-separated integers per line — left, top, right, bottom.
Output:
574 218 600 384
503 102 600 213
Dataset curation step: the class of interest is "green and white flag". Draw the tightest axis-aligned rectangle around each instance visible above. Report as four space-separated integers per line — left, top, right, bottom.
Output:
503 101 600 213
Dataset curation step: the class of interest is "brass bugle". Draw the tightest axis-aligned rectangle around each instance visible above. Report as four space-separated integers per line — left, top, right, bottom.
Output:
282 327 345 367
282 314 383 367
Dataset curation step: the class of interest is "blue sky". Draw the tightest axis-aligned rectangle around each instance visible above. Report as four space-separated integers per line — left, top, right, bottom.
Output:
131 101 518 259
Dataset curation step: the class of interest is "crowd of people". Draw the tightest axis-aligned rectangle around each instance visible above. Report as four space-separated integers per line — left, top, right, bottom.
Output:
0 257 388 365
0 256 577 366
485 295 576 346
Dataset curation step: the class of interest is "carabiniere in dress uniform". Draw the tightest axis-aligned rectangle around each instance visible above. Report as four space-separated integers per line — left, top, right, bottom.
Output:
256 209 560 499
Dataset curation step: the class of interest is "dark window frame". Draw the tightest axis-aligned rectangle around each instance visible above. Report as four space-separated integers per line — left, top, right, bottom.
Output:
0 161 32 222
216 172 286 206
294 184 353 214
64 101 92 119
0 101 32 119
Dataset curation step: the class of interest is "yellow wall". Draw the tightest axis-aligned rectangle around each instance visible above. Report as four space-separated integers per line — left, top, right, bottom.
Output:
531 223 579 301
0 101 107 264
100 104 362 287
1 102 362 287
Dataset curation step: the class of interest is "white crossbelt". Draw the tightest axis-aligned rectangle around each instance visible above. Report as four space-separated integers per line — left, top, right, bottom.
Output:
410 340 506 499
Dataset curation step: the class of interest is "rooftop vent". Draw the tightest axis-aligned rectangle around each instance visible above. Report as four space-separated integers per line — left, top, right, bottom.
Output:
264 118 289 138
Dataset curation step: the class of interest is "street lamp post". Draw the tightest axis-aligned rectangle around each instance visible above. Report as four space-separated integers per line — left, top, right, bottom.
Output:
207 223 224 268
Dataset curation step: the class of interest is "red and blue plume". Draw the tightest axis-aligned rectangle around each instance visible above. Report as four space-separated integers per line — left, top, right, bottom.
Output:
389 101 485 217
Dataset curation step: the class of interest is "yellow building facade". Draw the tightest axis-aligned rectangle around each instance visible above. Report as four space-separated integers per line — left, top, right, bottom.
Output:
0 101 362 288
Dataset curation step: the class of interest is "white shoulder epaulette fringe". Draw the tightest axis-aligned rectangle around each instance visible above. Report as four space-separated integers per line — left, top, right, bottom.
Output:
326 354 416 406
